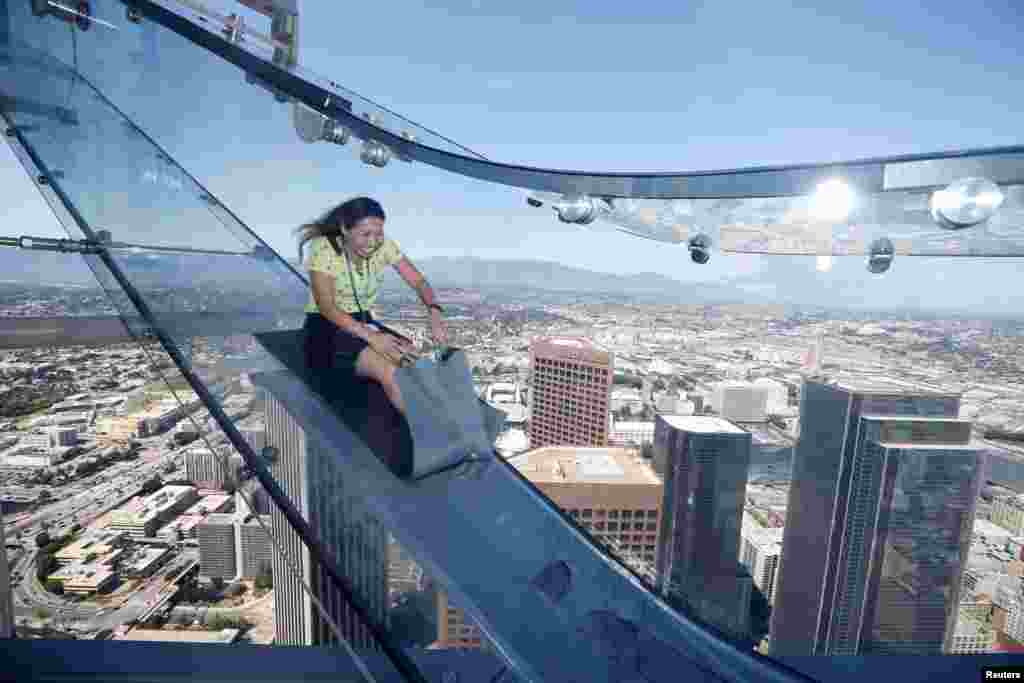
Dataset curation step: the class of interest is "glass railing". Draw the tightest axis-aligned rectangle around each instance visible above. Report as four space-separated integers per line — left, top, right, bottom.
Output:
2 0 1023 681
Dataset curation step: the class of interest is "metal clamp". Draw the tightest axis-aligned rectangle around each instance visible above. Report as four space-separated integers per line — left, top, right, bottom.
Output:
0 234 105 254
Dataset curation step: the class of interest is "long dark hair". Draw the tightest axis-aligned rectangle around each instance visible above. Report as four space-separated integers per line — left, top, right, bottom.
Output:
295 196 386 262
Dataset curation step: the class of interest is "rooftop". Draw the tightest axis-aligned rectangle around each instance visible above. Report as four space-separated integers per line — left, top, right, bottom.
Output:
827 376 961 397
660 415 745 434
199 513 237 527
509 447 660 485
112 629 240 644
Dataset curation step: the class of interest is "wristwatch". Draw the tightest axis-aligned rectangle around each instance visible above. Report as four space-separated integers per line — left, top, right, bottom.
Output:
429 303 444 314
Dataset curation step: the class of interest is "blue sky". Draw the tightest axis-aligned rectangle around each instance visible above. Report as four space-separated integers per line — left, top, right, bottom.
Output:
3 0 1024 310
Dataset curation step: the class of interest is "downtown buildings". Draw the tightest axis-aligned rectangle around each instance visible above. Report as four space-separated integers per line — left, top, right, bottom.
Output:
770 379 982 655
653 415 753 639
527 337 613 449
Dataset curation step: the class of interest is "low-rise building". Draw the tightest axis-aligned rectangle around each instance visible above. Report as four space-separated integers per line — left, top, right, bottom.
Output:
54 530 127 565
119 546 173 578
107 486 198 538
993 495 1024 537
608 420 655 447
49 563 117 595
950 613 995 653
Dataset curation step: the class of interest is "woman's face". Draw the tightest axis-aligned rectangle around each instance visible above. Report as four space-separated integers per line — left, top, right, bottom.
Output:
346 217 385 258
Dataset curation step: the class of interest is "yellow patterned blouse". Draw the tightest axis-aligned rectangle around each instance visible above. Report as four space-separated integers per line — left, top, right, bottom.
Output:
303 236 403 315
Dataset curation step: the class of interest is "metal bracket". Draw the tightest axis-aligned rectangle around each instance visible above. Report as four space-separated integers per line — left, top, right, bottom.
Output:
32 0 97 31
0 233 106 254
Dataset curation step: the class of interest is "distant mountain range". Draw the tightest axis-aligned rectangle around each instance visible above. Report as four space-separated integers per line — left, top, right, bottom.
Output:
379 256 766 304
3 248 1019 316
2 248 765 303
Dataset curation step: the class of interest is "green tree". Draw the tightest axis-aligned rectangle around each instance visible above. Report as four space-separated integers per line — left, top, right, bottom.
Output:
33 607 51 620
45 579 64 595
255 562 273 590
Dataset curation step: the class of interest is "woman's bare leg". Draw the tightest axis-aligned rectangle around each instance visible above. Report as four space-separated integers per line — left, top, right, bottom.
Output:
354 346 405 415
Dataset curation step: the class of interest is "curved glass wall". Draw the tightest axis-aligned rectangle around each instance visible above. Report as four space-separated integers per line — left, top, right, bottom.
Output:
1 0 1022 681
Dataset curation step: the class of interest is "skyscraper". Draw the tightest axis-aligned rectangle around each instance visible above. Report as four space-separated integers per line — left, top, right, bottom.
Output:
826 415 981 654
1 514 13 638
770 378 961 656
185 446 233 490
197 513 237 581
263 391 388 648
654 415 753 639
528 337 613 449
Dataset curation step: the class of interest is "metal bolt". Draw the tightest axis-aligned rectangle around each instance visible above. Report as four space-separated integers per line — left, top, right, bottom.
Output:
37 175 48 185
5 127 15 137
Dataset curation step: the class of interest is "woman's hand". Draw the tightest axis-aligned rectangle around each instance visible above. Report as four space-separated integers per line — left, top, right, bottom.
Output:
430 308 449 346
368 331 409 365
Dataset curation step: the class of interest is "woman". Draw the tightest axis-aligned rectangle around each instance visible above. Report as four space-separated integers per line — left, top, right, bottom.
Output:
297 197 448 416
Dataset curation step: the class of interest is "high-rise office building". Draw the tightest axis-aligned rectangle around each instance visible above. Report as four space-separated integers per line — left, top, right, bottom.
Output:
264 391 388 649
436 446 662 648
185 446 233 490
654 415 753 639
236 515 273 580
770 378 961 656
527 337 613 449
826 415 981 654
741 523 782 606
1 514 13 638
197 513 237 580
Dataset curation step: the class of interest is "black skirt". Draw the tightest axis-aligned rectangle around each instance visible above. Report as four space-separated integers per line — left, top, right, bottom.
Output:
303 311 410 372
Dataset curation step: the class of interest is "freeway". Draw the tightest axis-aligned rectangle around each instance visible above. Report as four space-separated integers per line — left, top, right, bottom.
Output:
8 441 194 635
14 548 199 632
10 435 183 539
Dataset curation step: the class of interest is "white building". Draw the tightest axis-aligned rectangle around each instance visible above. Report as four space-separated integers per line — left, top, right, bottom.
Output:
741 516 783 605
752 378 789 412
107 485 198 538
992 495 1024 536
19 431 51 451
949 614 995 654
3 450 60 468
608 420 656 447
711 382 768 422
495 428 529 458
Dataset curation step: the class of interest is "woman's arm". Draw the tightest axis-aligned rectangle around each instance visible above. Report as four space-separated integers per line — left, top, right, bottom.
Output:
394 257 438 310
394 257 448 344
310 271 372 340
